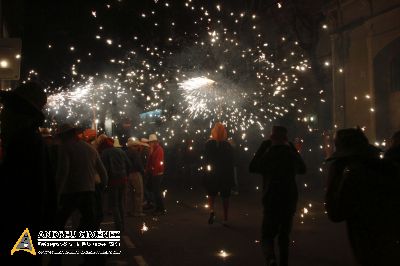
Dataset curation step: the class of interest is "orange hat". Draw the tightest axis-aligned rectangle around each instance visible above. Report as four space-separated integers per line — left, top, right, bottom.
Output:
211 122 227 141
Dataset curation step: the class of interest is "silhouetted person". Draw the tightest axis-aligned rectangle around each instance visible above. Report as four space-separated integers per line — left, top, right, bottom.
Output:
146 134 166 214
91 133 112 230
385 130 400 164
101 137 131 231
325 128 400 265
0 82 57 265
250 126 306 266
50 124 108 266
126 138 145 216
204 122 234 225
55 124 108 231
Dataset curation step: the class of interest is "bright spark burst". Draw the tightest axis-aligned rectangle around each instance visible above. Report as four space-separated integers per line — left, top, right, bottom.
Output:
141 222 149 233
178 76 215 91
46 77 132 129
178 77 217 118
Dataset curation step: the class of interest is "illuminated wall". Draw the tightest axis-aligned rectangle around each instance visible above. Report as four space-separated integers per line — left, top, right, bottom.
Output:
326 0 400 141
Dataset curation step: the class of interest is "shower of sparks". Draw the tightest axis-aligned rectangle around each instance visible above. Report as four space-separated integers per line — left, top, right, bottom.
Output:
35 0 322 148
179 76 215 91
46 77 132 129
178 77 218 118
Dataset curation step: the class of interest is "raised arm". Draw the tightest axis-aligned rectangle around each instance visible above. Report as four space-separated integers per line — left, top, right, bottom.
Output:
249 140 271 174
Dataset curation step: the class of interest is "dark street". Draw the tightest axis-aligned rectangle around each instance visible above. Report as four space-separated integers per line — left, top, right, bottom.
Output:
57 184 355 266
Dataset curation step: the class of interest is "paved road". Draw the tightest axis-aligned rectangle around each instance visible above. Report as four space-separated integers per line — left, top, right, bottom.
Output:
118 187 355 266
44 186 355 266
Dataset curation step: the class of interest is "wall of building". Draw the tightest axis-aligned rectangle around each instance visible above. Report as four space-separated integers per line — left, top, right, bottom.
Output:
328 0 400 141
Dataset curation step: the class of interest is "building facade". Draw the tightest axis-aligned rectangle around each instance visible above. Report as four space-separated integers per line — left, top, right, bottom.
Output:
326 0 400 141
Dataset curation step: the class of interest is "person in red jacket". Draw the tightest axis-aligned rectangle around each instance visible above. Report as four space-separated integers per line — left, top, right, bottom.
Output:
146 133 166 214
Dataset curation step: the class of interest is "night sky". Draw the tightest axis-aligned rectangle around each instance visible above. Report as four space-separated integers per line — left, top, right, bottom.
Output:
9 0 287 86
2 0 331 145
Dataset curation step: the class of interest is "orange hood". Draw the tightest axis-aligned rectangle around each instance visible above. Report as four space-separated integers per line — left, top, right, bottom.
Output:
211 122 227 141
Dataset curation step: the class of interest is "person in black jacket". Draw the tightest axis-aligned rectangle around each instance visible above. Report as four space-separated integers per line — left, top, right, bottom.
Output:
250 126 306 266
325 128 400 265
0 82 57 265
204 122 234 225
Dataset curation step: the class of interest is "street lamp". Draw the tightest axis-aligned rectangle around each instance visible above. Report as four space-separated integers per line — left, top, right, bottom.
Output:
0 38 22 80
0 59 8 68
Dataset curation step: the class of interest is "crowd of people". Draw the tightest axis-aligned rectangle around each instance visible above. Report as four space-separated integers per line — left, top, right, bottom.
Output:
0 82 166 265
54 125 167 233
1 82 400 266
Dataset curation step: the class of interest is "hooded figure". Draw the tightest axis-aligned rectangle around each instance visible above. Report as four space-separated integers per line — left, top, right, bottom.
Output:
325 128 400 265
0 82 57 265
204 122 234 225
211 122 228 141
249 126 306 266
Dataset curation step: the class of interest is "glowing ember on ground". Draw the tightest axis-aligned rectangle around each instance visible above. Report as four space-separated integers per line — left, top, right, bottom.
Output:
218 250 230 258
141 223 149 233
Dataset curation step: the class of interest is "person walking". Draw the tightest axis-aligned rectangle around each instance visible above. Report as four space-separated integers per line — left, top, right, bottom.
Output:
325 128 400 265
100 137 131 231
146 133 166 214
249 126 306 266
204 122 234 225
126 137 146 217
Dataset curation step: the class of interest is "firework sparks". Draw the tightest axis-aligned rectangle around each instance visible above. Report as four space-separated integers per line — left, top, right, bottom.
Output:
141 222 149 233
36 0 321 149
178 77 217 118
178 76 215 91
